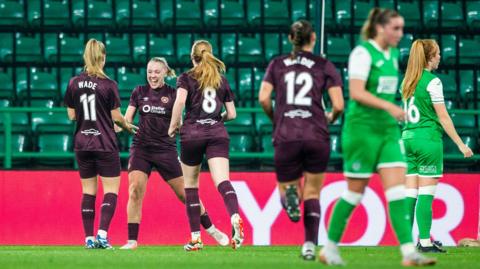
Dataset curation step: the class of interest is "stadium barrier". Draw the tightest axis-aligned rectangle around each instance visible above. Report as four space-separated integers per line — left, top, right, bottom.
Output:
1 107 479 169
0 171 478 246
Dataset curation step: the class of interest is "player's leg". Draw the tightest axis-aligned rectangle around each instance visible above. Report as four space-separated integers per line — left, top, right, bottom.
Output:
206 138 243 249
377 136 435 266
301 172 324 261
180 139 205 251
96 152 122 249
76 151 98 249
274 141 303 223
404 138 419 230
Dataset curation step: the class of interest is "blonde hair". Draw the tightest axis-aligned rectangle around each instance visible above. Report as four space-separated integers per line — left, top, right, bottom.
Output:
189 40 225 90
148 57 176 78
402 39 439 100
361 7 401 40
83 39 108 79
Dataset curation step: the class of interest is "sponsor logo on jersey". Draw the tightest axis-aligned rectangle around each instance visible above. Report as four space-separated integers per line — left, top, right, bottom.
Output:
196 119 218 125
81 129 101 136
142 105 166 114
419 165 438 174
284 109 312 119
161 96 169 104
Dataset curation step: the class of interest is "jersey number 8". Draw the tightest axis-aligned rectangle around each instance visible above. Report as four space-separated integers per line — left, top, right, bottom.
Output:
202 87 217 113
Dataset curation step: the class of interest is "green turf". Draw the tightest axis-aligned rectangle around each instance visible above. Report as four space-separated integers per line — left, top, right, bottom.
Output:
0 246 477 269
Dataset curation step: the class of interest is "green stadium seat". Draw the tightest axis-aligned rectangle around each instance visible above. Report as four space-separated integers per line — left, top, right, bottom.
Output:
58 34 84 62
423 1 439 27
260 134 273 153
105 34 131 62
238 68 253 102
0 98 10 107
0 133 30 159
460 70 475 103
0 112 30 133
336 0 374 27
467 1 480 27
221 34 236 61
16 69 58 102
132 34 147 63
441 1 464 27
398 34 413 65
450 113 476 129
459 38 480 65
117 68 145 92
327 35 351 63
162 0 201 27
249 0 290 26
28 0 69 27
192 34 220 55
36 133 73 166
0 33 13 63
330 134 341 154
0 71 14 100
204 0 245 27
444 134 478 168
230 133 254 153
225 112 253 133
0 0 24 26
397 1 421 28
29 99 56 108
265 33 289 61
177 34 193 63
255 113 273 134
377 0 395 9
436 72 457 101
31 112 72 133
147 34 175 64
441 35 456 65
11 34 43 63
116 0 158 28
236 35 263 63
60 68 74 96
73 0 114 27
253 67 265 95
292 0 314 21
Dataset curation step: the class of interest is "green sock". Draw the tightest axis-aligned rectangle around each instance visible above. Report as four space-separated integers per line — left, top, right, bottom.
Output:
327 198 356 243
416 194 434 240
405 197 417 228
388 198 413 245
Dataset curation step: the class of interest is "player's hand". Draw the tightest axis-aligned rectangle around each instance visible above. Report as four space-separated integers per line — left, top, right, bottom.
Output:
167 126 178 137
124 123 139 135
386 103 406 121
325 111 334 124
458 143 474 158
114 124 123 133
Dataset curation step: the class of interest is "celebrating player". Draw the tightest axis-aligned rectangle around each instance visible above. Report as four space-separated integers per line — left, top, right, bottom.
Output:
258 20 344 260
168 40 244 251
120 57 228 249
319 8 436 266
64 39 137 249
402 39 473 252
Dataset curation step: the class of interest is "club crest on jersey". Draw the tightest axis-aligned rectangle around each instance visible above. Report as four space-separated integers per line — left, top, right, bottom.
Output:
161 97 169 104
143 97 149 101
375 60 384 68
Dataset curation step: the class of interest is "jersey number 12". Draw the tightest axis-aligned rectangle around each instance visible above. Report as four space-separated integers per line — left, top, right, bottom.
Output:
284 71 313 106
80 93 96 121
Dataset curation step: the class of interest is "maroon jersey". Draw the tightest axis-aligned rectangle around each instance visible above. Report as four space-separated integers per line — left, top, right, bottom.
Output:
64 72 121 152
129 84 176 150
263 51 342 144
176 72 235 141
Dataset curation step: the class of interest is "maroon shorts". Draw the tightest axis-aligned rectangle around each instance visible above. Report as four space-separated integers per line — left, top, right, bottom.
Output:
128 146 182 181
75 151 121 179
274 140 330 182
180 138 229 166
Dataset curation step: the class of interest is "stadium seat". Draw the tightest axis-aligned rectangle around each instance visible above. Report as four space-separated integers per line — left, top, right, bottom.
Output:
460 70 475 104
36 133 73 166
441 35 457 65
398 34 413 65
255 113 273 134
397 1 421 28
335 0 374 27
72 0 114 27
230 133 254 153
60 68 74 96
117 68 145 92
221 34 236 62
260 134 273 153
16 69 58 103
176 34 193 63
330 134 341 154
0 111 30 133
441 1 464 27
423 0 439 27
28 0 70 27
265 33 289 61
143 34 175 64
237 35 263 63
226 112 254 133
253 67 265 95
31 112 72 133
192 34 220 55
162 0 201 28
7 34 43 63
0 133 30 160
459 38 480 65
292 0 314 21
116 0 158 28
248 0 290 26
238 68 253 102
0 71 14 100
0 33 13 63
326 35 351 63
204 0 245 27
436 72 457 101
450 113 476 129
58 34 84 62
0 0 24 26
467 1 480 27
105 34 131 62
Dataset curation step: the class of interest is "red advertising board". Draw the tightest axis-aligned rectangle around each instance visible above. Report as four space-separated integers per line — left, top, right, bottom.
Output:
0 171 478 246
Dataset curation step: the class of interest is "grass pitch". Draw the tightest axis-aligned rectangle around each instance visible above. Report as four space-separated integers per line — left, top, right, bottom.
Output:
0 246 478 269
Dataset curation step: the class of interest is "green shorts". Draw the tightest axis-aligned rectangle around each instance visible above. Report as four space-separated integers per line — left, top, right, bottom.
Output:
342 124 406 178
403 138 443 178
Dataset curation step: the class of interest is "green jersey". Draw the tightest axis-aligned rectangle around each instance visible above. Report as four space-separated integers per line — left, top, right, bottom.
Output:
345 41 400 130
402 70 444 140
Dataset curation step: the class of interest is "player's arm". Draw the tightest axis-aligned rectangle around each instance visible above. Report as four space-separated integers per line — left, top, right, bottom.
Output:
433 104 473 158
258 81 274 121
115 105 137 133
221 101 236 122
168 87 187 137
111 108 138 134
67 107 76 121
326 86 344 123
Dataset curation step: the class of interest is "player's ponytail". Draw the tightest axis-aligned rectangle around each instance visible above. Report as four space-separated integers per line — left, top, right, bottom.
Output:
189 40 226 91
289 20 314 59
83 39 109 79
402 39 439 100
361 8 401 40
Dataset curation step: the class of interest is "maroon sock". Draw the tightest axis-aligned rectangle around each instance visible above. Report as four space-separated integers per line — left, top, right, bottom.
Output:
303 199 320 244
217 181 239 216
185 188 201 233
128 223 139 241
81 194 96 237
98 193 118 232
200 212 213 230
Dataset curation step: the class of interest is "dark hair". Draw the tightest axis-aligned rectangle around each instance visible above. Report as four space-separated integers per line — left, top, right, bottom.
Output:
288 20 314 59
361 7 401 40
